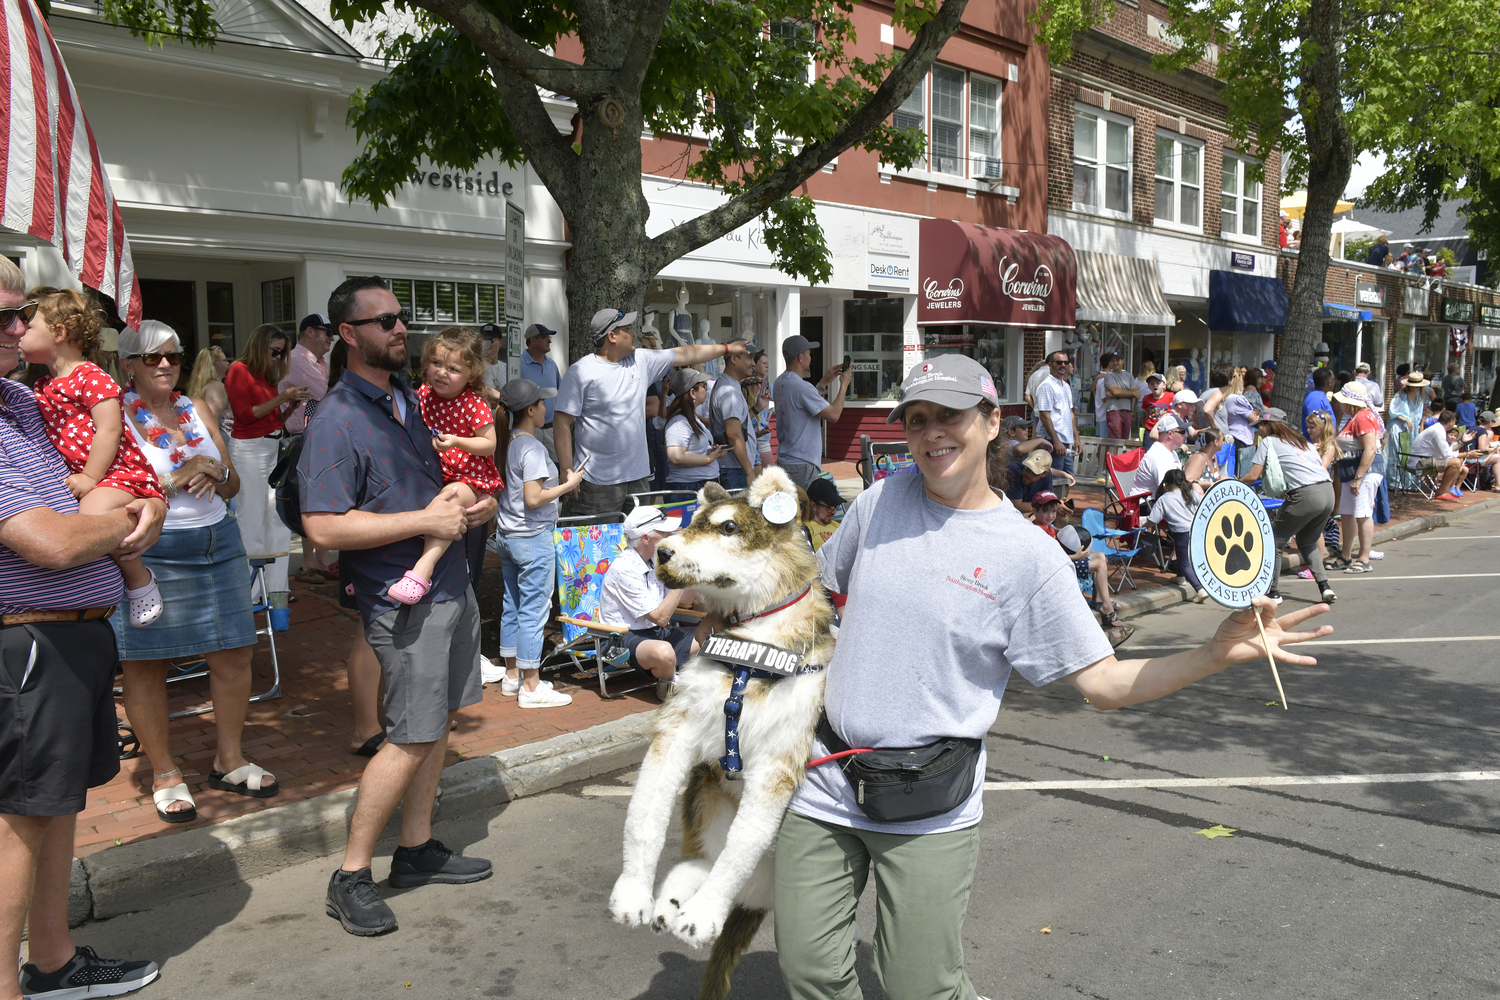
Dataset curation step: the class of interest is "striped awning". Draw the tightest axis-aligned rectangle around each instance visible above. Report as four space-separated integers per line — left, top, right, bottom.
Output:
1074 251 1176 327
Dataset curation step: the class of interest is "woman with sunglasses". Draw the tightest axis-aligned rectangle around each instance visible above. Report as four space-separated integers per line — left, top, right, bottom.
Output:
111 321 277 822
224 323 309 612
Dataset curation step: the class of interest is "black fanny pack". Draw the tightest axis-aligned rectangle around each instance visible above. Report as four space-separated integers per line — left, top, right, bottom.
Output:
815 716 982 823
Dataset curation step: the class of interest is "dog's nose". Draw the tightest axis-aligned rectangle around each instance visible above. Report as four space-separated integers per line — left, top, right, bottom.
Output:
656 546 672 564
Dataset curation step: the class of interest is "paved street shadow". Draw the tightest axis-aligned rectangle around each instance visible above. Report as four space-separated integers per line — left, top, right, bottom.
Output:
623 939 885 999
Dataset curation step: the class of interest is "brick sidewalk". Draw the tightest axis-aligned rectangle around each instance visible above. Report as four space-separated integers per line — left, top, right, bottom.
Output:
78 479 1499 857
78 559 658 857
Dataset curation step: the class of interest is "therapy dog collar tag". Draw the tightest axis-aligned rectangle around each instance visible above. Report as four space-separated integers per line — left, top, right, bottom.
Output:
703 633 804 676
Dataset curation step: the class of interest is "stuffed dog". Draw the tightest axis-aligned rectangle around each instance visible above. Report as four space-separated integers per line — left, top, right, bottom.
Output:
608 467 834 1000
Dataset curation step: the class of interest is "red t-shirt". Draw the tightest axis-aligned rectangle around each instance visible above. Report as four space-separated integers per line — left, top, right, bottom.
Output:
1142 390 1175 430
225 361 284 439
1339 408 1381 441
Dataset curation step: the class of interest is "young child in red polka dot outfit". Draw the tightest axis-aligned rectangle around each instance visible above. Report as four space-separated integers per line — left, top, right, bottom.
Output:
388 328 504 604
20 288 166 625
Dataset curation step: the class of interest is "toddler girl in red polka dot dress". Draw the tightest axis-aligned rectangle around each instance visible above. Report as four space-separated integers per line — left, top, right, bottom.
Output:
21 289 166 625
389 327 504 604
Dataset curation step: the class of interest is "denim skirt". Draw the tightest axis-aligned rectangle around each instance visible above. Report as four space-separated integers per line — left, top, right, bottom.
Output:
110 515 258 660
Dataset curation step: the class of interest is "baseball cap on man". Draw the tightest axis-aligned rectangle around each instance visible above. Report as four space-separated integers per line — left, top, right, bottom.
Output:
498 378 557 413
1020 449 1053 474
299 313 330 333
1154 414 1187 434
479 322 502 342
1355 361 1371 373
1173 387 1199 404
887 354 1001 424
806 478 843 509
1479 410 1496 424
781 334 820 361
590 308 637 345
623 504 681 539
525 323 556 342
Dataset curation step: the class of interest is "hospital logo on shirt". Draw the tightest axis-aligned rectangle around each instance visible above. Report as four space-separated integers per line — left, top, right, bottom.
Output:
947 565 995 600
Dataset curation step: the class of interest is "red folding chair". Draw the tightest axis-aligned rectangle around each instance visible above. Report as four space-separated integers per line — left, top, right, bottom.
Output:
1103 448 1169 570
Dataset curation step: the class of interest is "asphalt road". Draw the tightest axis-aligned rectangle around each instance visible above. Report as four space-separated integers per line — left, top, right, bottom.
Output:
56 508 1500 1000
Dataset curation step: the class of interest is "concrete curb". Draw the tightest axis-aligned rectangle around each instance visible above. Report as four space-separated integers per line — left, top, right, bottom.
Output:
1109 495 1500 621
74 711 658 922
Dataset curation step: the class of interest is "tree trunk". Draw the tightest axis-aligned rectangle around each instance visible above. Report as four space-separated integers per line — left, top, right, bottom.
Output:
1272 0 1353 416
560 94 654 363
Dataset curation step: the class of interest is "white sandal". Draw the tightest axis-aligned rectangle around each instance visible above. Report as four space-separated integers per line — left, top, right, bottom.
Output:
208 762 278 799
152 783 197 823
125 569 163 628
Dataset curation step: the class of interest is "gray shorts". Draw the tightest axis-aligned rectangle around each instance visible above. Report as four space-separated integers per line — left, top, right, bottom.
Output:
364 587 482 744
566 477 651 518
778 462 823 489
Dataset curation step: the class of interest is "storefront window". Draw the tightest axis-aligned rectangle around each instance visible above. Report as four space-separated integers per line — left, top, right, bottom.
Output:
390 278 506 332
260 277 295 334
844 297 905 400
641 281 769 350
207 282 235 354
921 325 1019 402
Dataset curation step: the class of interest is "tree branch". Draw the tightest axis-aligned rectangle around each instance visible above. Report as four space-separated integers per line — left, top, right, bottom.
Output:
486 57 581 208
409 0 594 98
616 0 676 92
646 0 971 273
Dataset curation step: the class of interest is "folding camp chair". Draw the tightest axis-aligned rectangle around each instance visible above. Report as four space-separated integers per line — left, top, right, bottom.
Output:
856 434 918 488
166 557 284 720
1214 439 1237 478
627 490 700 528
545 513 705 699
1392 435 1442 499
1082 507 1143 592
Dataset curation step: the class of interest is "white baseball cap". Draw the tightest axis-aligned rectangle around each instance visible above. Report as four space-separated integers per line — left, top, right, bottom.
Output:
1154 414 1187 434
623 505 682 539
1173 387 1199 404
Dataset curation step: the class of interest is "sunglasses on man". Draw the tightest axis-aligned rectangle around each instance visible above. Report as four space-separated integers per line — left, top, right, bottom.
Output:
0 302 39 328
347 309 412 332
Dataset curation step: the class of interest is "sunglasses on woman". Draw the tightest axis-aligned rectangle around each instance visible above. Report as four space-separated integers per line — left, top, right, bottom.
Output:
347 309 412 332
0 302 39 328
129 352 183 367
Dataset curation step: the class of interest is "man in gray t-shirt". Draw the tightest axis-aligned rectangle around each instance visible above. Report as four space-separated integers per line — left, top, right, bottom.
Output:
555 308 747 517
772 334 854 489
708 345 760 490
1098 353 1138 439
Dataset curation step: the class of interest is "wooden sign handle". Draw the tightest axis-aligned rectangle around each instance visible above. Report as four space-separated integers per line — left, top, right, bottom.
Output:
1253 608 1288 710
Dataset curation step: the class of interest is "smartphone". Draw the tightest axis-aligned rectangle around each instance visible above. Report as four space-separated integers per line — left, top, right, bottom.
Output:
843 354 851 372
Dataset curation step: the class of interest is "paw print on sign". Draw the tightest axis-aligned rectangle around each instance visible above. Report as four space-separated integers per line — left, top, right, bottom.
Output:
1214 512 1255 574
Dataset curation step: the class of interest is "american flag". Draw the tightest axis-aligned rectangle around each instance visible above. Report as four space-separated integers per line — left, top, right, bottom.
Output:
0 0 140 326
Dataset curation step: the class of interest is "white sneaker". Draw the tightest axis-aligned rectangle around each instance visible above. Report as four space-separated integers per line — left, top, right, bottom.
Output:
518 684 573 709
479 655 505 684
1193 588 1210 603
502 676 552 697
1369 550 1384 560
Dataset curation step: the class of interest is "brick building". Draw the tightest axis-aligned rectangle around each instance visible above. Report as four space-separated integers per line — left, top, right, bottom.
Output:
1045 0 1287 431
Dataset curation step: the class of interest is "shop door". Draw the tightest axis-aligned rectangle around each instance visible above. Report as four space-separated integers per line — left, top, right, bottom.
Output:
139 280 199 366
1476 349 1496 397
801 315 824 383
1130 331 1166 379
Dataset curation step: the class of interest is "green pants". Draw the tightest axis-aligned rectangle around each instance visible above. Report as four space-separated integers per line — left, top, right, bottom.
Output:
774 810 982 1000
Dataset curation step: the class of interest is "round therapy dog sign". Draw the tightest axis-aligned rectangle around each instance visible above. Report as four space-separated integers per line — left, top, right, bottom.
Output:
1189 479 1275 608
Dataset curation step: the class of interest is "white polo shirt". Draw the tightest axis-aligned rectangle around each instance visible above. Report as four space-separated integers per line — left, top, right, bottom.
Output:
1133 440 1182 495
599 545 668 631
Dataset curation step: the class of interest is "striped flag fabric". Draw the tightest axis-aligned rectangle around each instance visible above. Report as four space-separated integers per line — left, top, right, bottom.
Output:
0 0 140 326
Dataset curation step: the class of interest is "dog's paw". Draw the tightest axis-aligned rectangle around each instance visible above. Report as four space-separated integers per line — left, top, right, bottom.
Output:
609 876 656 928
667 896 728 949
649 893 682 932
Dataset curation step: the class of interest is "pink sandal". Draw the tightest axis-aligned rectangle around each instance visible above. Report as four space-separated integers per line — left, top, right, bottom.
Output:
386 570 432 605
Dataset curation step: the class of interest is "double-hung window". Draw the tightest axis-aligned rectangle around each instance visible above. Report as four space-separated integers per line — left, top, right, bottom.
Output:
1220 153 1261 241
1154 133 1202 231
891 64 1003 181
1072 110 1131 217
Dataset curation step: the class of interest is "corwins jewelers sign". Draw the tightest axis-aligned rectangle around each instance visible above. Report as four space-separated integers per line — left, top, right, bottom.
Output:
916 219 1076 328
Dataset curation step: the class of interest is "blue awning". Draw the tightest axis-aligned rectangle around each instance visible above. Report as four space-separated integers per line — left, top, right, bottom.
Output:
1322 301 1373 321
1208 270 1288 333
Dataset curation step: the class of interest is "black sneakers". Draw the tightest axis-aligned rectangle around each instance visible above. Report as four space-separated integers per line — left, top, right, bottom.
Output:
387 839 493 888
20 945 159 999
326 867 398 936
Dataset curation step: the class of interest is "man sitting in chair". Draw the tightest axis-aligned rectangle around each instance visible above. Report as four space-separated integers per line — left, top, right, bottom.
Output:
599 505 704 700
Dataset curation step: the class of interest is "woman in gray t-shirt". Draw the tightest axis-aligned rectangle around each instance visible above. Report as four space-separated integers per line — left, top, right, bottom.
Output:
1239 412 1337 605
775 355 1334 1000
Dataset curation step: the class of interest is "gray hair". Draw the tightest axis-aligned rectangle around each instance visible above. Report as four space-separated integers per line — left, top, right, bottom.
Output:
0 257 23 295
116 319 181 359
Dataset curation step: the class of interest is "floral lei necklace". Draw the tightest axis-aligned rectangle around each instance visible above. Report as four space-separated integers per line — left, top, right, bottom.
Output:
123 384 204 471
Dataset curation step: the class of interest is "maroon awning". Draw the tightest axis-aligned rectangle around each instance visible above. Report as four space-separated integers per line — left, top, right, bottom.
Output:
918 219 1076 328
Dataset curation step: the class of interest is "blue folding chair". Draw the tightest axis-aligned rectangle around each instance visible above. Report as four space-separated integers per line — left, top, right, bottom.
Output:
1214 439 1237 478
1082 507 1142 592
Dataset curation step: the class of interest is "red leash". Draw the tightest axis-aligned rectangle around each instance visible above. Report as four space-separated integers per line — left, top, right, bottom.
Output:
806 748 873 769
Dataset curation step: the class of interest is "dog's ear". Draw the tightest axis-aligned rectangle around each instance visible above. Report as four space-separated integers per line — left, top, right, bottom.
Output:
699 482 731 507
746 466 797 510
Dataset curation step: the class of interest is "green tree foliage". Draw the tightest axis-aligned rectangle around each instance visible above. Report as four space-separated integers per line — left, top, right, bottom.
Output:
1032 0 1500 413
100 0 970 354
1343 235 1374 262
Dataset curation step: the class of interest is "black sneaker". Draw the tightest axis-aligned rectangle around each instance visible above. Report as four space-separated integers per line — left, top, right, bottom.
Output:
388 839 493 888
20 945 159 999
1266 590 1284 606
326 867 398 936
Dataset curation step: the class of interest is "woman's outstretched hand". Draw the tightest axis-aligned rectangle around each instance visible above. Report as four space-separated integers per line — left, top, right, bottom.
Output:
1208 596 1334 668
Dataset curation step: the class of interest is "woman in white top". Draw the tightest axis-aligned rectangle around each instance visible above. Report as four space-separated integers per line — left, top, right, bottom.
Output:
1239 409 1337 604
776 353 1333 999
662 368 729 489
109 321 275 824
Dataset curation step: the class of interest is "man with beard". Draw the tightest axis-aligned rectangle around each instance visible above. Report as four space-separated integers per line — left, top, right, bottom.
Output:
299 276 499 936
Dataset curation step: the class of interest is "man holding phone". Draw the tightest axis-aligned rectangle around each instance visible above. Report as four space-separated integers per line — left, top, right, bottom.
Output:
773 335 855 489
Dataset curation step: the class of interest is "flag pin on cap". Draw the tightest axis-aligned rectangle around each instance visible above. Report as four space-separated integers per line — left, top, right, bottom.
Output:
761 492 798 525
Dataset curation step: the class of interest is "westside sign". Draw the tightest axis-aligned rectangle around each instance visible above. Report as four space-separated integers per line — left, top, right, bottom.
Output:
917 218 1076 329
702 634 805 676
